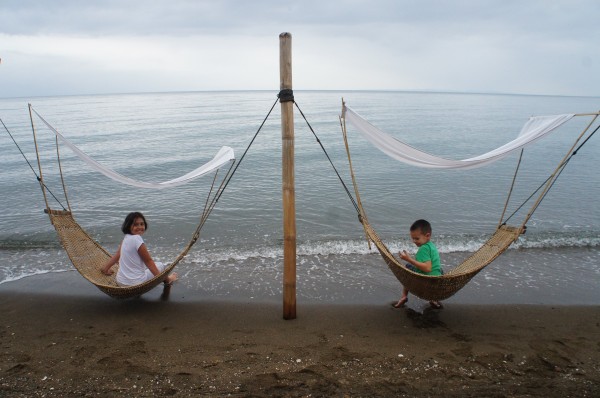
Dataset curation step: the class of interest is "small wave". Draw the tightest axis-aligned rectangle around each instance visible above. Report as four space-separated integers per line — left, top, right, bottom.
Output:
0 269 71 285
0 246 72 285
0 239 61 251
181 231 600 265
435 231 600 252
516 234 600 249
2 231 598 271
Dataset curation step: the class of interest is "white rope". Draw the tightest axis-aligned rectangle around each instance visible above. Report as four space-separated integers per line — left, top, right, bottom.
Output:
36 110 235 189
343 105 574 170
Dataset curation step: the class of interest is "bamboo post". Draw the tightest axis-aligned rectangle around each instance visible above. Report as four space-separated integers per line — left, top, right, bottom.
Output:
279 32 296 320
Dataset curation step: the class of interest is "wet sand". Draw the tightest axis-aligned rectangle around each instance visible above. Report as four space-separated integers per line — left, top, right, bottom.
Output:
1 274 599 397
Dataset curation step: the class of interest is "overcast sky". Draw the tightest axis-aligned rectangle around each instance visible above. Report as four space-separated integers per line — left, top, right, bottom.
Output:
1 0 599 98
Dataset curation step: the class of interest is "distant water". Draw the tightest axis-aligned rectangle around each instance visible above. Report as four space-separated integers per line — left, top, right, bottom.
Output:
1 91 599 305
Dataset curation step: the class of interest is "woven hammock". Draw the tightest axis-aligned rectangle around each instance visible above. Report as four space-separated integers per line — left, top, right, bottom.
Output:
361 216 522 301
46 208 202 299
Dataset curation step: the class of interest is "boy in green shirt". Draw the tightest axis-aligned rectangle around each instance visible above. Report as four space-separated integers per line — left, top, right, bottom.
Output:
393 219 443 309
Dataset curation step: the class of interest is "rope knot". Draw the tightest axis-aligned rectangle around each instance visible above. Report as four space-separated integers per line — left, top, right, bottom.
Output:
278 89 294 103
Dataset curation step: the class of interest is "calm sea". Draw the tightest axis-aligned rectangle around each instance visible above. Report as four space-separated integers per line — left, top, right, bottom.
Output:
1 91 599 305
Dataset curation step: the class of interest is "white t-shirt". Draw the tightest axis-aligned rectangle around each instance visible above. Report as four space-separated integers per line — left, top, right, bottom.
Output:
116 234 148 286
115 234 167 286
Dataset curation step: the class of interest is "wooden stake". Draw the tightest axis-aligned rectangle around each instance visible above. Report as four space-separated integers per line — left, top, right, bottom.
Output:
279 32 296 320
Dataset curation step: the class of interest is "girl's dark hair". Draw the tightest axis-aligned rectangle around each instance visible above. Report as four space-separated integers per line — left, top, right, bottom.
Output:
121 212 148 234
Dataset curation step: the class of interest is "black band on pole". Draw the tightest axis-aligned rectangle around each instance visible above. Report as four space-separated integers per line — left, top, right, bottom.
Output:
278 89 294 103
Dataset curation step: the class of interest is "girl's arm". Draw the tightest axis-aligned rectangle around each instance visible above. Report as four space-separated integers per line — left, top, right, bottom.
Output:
399 250 433 273
101 244 122 275
137 243 161 276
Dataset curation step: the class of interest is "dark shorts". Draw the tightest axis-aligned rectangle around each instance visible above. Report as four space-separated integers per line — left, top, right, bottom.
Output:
405 263 444 275
405 263 419 272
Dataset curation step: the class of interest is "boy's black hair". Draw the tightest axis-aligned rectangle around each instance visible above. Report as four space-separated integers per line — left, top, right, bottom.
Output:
410 219 432 235
121 212 148 234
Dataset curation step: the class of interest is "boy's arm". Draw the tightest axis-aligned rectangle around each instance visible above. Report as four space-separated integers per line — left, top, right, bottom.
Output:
399 250 433 273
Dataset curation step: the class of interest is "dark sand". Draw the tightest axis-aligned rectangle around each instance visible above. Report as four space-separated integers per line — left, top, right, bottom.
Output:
1 274 599 397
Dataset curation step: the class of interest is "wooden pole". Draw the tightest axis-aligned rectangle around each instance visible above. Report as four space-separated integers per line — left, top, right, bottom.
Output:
279 32 296 320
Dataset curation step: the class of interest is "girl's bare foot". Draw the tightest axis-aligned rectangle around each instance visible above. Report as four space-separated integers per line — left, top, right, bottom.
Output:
164 273 178 285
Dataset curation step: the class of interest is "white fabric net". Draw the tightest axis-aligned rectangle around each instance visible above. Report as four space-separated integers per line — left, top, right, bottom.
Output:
343 105 574 169
52 127 235 189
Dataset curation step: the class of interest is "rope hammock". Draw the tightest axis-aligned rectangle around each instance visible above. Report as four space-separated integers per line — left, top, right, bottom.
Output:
361 217 523 301
337 101 600 301
18 98 279 299
44 208 202 299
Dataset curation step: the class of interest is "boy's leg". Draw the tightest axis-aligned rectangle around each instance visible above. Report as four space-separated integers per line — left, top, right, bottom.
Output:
393 287 409 308
429 300 443 309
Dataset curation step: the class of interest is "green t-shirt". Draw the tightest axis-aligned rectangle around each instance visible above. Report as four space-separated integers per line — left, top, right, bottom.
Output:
414 241 442 276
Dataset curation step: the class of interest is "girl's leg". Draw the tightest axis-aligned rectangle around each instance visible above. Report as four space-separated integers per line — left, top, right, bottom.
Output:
143 262 176 284
164 272 178 285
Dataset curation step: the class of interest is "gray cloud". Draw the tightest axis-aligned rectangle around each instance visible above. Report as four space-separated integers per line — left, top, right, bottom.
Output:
3 0 598 37
1 0 599 97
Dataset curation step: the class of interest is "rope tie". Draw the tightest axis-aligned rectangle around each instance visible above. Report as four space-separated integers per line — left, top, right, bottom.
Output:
278 89 294 103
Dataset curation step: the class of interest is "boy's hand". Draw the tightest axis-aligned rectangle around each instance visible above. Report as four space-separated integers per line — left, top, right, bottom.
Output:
399 250 411 262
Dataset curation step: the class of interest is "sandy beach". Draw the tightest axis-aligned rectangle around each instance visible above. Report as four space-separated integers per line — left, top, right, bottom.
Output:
0 273 598 397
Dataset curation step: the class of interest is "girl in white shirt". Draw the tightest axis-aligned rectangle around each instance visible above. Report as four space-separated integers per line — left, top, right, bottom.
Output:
101 212 178 286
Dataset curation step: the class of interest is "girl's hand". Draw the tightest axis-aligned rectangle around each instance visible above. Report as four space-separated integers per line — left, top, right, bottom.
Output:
101 267 114 276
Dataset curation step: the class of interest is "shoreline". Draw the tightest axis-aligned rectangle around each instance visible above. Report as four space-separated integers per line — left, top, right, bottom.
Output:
1 273 599 396
3 250 600 307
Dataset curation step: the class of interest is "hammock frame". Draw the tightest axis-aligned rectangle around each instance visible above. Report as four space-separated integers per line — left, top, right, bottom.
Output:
340 100 599 301
29 106 234 299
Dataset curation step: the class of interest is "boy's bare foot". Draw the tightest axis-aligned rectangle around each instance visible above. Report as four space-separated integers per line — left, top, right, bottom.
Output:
392 297 408 308
429 300 443 309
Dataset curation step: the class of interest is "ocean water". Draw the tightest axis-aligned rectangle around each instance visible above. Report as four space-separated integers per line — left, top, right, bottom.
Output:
1 91 599 305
